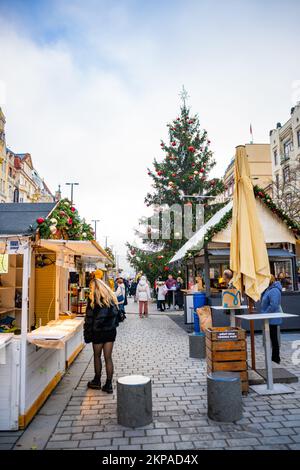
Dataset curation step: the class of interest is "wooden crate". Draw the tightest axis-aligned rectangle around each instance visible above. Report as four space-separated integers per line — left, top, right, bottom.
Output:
206 327 249 394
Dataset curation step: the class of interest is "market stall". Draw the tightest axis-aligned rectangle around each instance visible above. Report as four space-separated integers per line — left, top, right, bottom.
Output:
0 202 112 430
170 188 300 329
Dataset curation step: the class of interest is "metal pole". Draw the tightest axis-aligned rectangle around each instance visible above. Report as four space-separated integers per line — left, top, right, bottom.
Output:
65 182 79 205
204 245 211 297
91 219 100 241
264 319 273 390
248 296 256 371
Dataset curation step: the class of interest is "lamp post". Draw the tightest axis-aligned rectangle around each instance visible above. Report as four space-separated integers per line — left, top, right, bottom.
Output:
65 182 79 205
91 219 100 241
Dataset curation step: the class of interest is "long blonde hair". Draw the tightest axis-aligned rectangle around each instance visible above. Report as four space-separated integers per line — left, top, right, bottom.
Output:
89 278 118 308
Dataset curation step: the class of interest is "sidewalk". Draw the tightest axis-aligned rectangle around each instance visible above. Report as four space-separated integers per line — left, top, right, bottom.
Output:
2 299 300 450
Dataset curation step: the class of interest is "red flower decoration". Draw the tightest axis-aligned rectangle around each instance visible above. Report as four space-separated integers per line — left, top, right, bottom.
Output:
157 171 163 176
67 217 73 225
164 266 170 271
36 217 45 224
71 207 76 212
188 146 195 153
171 142 176 146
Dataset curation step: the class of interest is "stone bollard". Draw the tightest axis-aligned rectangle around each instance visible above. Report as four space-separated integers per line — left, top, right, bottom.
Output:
189 333 206 359
207 371 243 422
117 375 152 427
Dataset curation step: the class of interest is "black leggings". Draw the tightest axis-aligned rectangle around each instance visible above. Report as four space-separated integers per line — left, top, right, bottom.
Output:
269 325 280 363
92 342 114 380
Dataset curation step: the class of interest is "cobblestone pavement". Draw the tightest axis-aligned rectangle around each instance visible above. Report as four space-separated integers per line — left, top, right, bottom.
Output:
2 300 300 450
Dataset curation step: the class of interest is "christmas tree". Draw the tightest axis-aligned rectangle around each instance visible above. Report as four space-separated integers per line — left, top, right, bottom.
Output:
127 88 224 284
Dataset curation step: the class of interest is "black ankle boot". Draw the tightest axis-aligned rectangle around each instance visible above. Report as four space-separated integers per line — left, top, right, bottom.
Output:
87 375 101 389
102 380 113 394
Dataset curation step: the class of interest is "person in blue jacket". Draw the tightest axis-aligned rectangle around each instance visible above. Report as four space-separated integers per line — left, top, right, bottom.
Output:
260 275 282 364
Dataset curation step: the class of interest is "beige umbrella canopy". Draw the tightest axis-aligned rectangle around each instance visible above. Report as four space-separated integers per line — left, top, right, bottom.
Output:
230 145 270 301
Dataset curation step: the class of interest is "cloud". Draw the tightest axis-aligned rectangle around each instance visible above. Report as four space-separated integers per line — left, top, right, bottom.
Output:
0 0 300 273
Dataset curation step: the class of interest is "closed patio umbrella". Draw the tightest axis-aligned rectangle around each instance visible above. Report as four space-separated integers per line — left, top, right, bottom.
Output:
230 145 271 369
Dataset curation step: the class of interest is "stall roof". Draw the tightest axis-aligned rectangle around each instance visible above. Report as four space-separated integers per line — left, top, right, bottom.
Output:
207 248 296 258
170 199 297 264
0 203 57 236
36 239 112 261
170 201 233 263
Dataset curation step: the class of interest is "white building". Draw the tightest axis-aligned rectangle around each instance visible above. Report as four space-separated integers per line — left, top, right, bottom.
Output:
270 102 300 187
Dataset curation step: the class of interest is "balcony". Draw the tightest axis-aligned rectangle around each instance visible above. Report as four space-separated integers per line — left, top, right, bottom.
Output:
280 153 290 164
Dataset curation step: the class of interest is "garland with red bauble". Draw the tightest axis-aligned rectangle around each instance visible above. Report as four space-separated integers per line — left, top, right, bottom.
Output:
183 185 300 260
36 198 94 240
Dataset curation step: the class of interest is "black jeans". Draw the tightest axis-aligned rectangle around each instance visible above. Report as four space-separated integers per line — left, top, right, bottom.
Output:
158 300 166 311
269 325 280 363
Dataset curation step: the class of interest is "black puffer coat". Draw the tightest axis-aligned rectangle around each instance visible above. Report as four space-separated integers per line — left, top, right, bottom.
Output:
84 300 119 344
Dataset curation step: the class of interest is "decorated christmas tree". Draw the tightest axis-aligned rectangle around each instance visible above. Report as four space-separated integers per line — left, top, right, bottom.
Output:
127 88 224 284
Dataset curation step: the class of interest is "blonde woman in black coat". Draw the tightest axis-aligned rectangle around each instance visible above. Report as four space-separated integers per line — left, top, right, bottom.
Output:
84 278 119 392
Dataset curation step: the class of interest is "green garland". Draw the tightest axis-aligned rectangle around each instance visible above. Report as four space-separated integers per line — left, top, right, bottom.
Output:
36 198 94 241
253 185 300 235
183 185 300 260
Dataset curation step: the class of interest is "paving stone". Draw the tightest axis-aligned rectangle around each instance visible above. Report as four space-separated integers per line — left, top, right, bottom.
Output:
259 436 293 445
46 441 79 449
226 438 260 446
79 439 111 448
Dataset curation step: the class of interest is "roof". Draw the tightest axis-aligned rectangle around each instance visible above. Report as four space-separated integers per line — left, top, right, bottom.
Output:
169 201 233 263
207 248 296 259
170 199 297 264
36 239 112 261
0 203 57 236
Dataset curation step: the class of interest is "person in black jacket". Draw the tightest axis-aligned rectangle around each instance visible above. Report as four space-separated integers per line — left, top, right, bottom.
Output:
84 278 120 392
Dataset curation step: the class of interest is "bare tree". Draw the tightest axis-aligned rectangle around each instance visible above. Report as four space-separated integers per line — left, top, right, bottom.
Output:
272 161 300 224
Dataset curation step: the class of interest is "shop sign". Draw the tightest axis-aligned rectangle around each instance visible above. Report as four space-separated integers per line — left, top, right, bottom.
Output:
216 331 239 341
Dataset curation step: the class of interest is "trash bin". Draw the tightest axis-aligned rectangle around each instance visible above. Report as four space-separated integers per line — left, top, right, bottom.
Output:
193 292 206 333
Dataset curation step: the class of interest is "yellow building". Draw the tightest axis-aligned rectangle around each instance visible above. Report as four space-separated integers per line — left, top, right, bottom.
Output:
0 106 54 203
221 143 272 201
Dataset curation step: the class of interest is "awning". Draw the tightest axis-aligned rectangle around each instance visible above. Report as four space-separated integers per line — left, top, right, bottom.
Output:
169 201 233 263
36 239 112 262
207 248 296 259
170 198 297 264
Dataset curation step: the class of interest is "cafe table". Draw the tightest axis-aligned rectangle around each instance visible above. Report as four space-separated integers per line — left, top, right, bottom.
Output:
235 312 297 395
211 305 248 327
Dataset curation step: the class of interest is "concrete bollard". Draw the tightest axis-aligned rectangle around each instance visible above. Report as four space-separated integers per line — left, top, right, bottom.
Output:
189 333 206 359
207 371 243 422
117 375 152 427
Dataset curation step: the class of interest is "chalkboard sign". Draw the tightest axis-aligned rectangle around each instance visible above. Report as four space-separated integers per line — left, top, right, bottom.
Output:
216 331 239 341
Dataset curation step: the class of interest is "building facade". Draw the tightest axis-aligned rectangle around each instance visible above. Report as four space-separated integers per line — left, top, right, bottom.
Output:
270 102 300 189
0 106 54 203
218 143 272 202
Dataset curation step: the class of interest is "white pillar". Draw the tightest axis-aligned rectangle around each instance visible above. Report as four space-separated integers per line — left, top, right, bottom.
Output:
19 241 31 417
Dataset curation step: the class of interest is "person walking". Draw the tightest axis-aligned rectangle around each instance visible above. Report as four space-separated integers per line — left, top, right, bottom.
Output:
136 275 151 318
175 277 184 310
260 274 282 364
115 277 127 317
84 278 120 392
157 281 168 312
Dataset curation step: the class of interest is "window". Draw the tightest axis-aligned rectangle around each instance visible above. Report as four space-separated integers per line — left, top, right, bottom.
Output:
273 149 278 166
283 165 290 183
275 173 280 189
283 140 293 159
297 130 300 148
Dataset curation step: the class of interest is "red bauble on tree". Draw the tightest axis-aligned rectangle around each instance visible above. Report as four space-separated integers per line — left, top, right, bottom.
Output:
188 146 195 153
37 217 45 224
171 141 176 146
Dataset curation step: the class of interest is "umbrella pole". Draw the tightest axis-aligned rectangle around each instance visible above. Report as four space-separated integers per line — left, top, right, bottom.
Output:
248 297 256 371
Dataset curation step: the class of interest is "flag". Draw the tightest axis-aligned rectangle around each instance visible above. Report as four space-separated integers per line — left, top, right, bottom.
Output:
250 123 253 143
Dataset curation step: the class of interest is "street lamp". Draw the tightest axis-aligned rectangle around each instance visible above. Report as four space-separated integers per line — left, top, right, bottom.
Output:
91 219 100 241
65 182 79 205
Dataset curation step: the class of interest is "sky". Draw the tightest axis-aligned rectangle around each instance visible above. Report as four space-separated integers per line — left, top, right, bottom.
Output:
0 0 300 273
